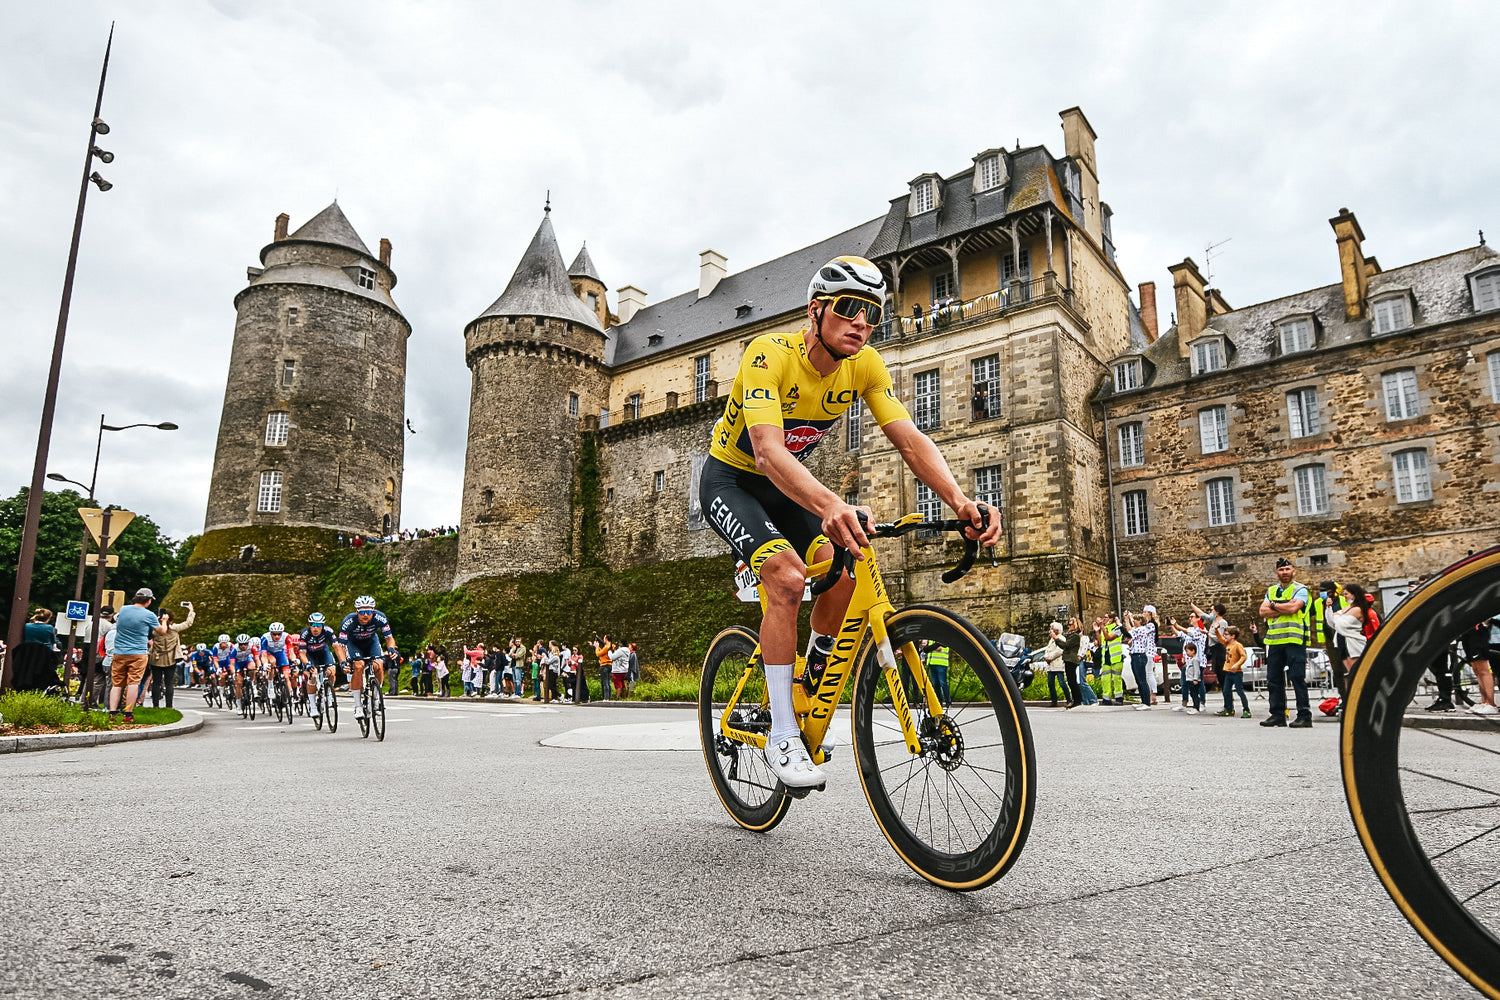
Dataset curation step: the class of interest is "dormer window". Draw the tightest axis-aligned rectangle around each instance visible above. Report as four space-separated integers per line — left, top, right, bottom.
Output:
1191 337 1225 375
647 334 664 347
1113 358 1142 391
356 266 376 290
1470 266 1500 312
1277 317 1314 354
976 155 1004 192
910 177 936 215
1371 293 1412 334
735 302 753 319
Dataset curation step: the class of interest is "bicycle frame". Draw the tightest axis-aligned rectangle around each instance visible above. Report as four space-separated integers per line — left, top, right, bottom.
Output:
718 514 942 763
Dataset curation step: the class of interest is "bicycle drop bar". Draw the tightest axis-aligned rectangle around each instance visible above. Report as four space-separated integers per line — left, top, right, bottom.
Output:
811 507 994 594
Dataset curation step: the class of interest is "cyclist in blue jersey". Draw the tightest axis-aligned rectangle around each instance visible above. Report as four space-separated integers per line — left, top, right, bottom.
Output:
229 634 258 703
333 595 397 718
255 622 296 713
207 635 234 689
187 643 212 687
298 612 339 719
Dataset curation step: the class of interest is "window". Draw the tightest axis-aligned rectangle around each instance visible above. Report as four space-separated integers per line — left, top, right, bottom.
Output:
568 392 580 417
1131 570 1148 583
356 266 376 290
647 334 663 347
653 470 664 493
1198 406 1228 454
1371 296 1411 334
287 306 299 324
1382 369 1420 421
368 366 378 391
1278 318 1313 354
916 481 942 523
1206 477 1236 527
1118 422 1144 467
1294 464 1328 515
735 302 753 319
973 465 1003 510
1191 339 1224 374
281 359 296 387
1122 490 1149 536
626 393 642 420
1001 249 1031 283
971 355 1001 419
845 490 859 505
586 291 599 311
977 155 1003 191
1393 449 1433 503
1489 352 1500 403
1287 387 1321 438
846 400 863 451
932 270 955 302
694 354 711 402
264 412 289 446
913 369 941 430
257 471 283 513
911 179 935 214
1218 563 1235 575
1473 270 1500 312
1310 553 1329 566
1113 359 1141 391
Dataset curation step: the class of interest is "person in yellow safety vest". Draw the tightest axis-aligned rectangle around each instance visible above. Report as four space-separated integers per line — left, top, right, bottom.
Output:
1095 615 1127 705
925 642 951 709
1258 557 1312 728
1310 578 1351 699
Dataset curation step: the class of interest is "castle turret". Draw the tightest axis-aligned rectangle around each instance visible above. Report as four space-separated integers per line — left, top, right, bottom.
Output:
458 208 609 583
204 203 410 541
568 243 610 329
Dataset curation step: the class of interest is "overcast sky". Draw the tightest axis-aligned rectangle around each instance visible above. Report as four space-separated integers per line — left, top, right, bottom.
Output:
3 1 1495 540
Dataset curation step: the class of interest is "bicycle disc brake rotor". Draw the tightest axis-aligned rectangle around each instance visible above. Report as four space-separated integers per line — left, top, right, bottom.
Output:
920 714 965 771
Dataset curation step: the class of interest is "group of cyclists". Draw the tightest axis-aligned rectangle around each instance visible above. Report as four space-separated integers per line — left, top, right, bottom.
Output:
185 595 397 725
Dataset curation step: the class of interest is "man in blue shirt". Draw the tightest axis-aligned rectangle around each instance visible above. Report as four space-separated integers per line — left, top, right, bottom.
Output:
110 588 169 722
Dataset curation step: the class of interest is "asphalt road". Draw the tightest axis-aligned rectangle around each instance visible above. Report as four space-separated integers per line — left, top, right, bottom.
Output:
0 693 1478 999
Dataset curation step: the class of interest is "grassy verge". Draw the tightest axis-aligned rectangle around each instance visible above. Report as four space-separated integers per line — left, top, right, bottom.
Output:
0 691 182 734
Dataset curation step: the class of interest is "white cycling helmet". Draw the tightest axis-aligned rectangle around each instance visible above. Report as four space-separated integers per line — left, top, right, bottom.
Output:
308 612 326 625
196 643 207 651
807 255 886 304
269 621 285 634
218 634 231 643
235 633 250 644
354 595 377 611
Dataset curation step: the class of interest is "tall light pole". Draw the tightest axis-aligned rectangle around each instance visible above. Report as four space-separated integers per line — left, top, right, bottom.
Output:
3 25 117 693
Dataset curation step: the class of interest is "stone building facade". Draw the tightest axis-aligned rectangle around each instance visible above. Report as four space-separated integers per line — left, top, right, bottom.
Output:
1099 209 1500 619
203 203 409 543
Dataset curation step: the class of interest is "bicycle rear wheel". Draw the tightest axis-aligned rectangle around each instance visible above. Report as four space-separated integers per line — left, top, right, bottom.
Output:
325 687 339 734
853 605 1036 891
247 683 257 720
372 686 386 742
357 685 371 738
1343 547 1500 998
699 625 791 832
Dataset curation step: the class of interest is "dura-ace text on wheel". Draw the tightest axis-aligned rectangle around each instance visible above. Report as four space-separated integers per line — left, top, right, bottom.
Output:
699 625 792 832
853 605 1035 891
1342 546 1500 998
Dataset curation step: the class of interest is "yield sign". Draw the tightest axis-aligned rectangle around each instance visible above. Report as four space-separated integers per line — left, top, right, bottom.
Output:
78 507 136 545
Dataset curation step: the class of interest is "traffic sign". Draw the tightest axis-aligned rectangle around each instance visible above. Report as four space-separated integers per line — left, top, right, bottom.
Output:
102 589 126 613
66 600 89 621
78 507 135 544
85 554 120 568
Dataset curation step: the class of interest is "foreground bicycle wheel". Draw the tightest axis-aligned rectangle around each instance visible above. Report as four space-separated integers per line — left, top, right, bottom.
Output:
312 687 324 731
699 626 792 832
357 685 371 739
1343 547 1500 998
371 686 386 742
324 687 339 734
853 605 1036 891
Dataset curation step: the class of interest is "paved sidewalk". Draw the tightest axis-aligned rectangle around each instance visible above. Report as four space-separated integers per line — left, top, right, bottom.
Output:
0 708 202 755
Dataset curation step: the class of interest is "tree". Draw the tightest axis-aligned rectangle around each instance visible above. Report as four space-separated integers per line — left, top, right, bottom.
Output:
0 487 185 634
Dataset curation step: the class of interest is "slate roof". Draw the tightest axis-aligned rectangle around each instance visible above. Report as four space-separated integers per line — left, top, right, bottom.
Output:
568 243 603 284
606 217 885 367
278 202 374 258
242 261 407 318
473 213 604 333
865 146 1080 258
1103 244 1500 397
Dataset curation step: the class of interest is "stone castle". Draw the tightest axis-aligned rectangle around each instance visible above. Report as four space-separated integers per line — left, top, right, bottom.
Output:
181 106 1500 635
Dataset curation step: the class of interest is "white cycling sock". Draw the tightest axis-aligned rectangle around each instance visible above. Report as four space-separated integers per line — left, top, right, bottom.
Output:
764 662 799 745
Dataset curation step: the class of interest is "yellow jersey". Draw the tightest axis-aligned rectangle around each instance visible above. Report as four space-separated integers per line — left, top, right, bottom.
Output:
709 331 911 474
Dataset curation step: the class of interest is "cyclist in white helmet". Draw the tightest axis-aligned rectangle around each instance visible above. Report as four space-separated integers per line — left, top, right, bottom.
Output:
699 256 1000 789
334 595 397 717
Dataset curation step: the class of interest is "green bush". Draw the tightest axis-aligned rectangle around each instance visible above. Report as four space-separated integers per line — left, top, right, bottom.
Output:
0 690 68 728
633 666 699 702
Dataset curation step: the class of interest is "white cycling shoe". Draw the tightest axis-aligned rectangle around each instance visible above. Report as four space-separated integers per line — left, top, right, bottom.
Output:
765 738 826 789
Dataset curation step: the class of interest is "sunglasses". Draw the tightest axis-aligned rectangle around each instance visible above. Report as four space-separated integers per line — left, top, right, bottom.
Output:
821 294 883 327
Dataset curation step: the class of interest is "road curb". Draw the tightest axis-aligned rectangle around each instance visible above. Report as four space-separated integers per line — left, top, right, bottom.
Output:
0 709 204 755
385 694 697 709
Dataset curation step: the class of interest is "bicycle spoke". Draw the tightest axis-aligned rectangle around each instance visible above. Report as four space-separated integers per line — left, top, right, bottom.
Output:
1462 876 1500 905
1409 800 1500 816
1427 822 1500 863
1414 727 1500 758
1400 767 1500 801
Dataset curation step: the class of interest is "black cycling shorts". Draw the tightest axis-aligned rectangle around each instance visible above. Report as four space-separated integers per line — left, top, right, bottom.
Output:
699 455 828 577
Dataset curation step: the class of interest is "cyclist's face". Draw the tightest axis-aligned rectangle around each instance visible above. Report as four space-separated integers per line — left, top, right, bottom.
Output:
810 299 873 356
357 611 373 621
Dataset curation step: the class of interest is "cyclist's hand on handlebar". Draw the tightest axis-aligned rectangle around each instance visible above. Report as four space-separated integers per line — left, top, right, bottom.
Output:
822 502 873 558
956 499 1003 547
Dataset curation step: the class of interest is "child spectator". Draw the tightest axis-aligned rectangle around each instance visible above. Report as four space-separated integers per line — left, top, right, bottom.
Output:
1216 627 1250 718
609 642 631 698
1182 641 1205 714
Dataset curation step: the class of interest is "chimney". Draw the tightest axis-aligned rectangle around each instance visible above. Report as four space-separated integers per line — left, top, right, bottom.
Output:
698 249 727 299
1206 288 1233 317
616 285 647 324
1330 207 1369 321
1137 281 1158 342
1168 257 1208 356
379 238 392 267
1058 107 1101 244
274 213 289 242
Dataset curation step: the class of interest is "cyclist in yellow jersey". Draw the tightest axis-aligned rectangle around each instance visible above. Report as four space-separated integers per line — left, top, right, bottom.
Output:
699 255 1002 789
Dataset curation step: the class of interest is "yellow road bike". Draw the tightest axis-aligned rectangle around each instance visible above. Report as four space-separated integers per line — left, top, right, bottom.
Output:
1343 545 1500 997
698 513 1037 891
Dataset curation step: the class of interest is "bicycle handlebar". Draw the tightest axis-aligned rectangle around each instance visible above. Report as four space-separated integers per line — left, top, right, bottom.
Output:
810 505 997 593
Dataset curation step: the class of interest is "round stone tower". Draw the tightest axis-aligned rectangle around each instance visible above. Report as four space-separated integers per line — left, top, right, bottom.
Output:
568 242 610 329
204 203 410 544
458 207 609 583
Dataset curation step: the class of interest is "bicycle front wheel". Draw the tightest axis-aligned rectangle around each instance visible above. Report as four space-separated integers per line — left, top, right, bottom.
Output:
1343 547 1500 998
853 605 1036 891
325 688 339 734
699 625 791 832
357 687 371 739
372 686 386 742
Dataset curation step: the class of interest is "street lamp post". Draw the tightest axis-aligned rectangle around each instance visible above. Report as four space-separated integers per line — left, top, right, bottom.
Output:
3 25 117 693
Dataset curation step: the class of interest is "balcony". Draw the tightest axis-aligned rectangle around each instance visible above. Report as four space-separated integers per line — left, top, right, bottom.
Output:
873 275 1074 345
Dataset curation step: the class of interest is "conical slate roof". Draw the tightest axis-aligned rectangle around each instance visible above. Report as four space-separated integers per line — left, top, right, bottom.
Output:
568 243 603 284
287 202 374 257
474 213 603 332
